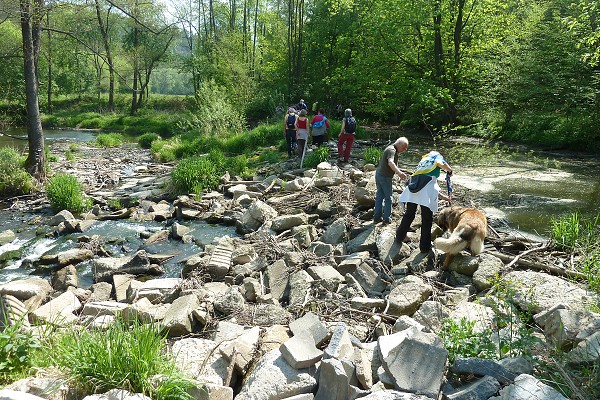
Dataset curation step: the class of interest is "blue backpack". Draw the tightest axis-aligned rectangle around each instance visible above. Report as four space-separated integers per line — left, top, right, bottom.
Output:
286 114 296 129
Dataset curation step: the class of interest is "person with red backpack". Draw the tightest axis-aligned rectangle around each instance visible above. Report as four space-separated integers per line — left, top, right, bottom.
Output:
283 107 297 157
337 108 356 163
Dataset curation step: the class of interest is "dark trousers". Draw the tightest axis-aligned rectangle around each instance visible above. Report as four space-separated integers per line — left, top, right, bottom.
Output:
396 202 434 252
285 130 297 156
312 134 325 147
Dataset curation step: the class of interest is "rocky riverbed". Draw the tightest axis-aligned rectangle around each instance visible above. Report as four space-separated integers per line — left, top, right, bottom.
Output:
0 141 599 400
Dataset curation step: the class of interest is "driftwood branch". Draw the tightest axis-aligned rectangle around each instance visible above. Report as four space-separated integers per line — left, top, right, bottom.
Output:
505 242 550 269
487 250 585 280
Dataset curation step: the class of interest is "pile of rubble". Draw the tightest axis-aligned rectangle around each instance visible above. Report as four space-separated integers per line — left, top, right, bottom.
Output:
1 155 599 400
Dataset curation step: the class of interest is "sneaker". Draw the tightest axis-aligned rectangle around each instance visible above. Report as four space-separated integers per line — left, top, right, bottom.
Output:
382 219 391 225
373 217 383 223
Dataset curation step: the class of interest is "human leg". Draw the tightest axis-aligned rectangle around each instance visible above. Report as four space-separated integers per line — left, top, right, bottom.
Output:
285 131 294 156
419 205 433 252
313 135 324 147
343 134 354 161
395 202 418 243
337 135 345 158
374 173 392 222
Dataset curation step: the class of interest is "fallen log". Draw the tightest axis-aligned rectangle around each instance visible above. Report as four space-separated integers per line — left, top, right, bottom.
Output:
487 250 586 280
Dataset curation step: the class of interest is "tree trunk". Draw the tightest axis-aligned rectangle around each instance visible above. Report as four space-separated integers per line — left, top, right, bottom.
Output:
46 10 52 114
20 0 46 181
95 0 115 112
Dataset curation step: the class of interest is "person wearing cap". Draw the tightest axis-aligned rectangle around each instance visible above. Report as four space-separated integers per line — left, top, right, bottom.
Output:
337 108 356 163
284 107 297 157
295 109 309 157
373 137 409 224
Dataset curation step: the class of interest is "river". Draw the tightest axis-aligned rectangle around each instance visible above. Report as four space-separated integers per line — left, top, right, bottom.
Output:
1 128 598 285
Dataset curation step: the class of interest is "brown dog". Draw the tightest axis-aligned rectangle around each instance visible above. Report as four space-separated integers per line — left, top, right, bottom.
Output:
434 206 487 269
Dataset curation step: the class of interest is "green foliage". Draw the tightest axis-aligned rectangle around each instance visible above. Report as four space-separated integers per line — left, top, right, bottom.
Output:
362 147 382 166
0 317 41 384
259 150 281 164
46 173 91 213
171 156 220 195
50 319 193 399
303 146 330 168
179 80 245 136
138 133 161 149
440 318 496 363
96 133 125 147
65 150 76 161
0 148 34 196
551 212 600 293
151 139 178 162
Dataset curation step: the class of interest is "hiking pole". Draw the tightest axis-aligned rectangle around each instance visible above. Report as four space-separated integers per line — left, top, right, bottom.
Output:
300 139 308 168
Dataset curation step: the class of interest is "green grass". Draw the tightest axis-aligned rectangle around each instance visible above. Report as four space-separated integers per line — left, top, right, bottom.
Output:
49 319 195 399
96 132 125 147
362 146 382 165
440 318 496 363
303 146 330 168
46 173 92 213
0 147 34 196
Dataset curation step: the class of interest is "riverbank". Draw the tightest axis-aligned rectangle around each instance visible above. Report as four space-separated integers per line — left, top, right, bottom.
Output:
0 140 599 399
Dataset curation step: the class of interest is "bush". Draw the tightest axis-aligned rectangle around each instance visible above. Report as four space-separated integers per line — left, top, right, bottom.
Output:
0 148 34 196
50 319 194 399
303 146 330 168
0 317 41 384
362 147 382 166
440 318 496 363
171 156 220 195
46 173 91 213
138 133 160 149
95 133 125 147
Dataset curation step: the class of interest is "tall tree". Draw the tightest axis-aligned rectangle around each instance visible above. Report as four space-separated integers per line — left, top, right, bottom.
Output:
20 0 46 180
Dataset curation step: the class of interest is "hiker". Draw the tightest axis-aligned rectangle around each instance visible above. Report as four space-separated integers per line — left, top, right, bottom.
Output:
310 108 330 147
395 150 453 253
283 108 297 157
296 99 308 112
295 109 309 157
373 137 409 224
337 108 356 163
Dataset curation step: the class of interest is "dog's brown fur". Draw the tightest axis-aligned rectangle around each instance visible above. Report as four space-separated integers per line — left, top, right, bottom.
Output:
434 206 487 269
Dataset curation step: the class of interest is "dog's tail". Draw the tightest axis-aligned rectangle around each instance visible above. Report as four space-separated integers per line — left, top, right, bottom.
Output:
434 231 469 255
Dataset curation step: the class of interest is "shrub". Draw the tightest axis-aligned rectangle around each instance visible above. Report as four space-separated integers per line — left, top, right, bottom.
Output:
303 146 330 168
362 147 382 166
46 173 91 213
0 317 41 384
138 133 160 149
95 133 125 147
171 156 220 195
50 318 194 399
0 148 34 196
440 318 496 363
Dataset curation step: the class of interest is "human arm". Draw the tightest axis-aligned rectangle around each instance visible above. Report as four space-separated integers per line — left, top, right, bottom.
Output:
387 157 408 180
340 119 345 135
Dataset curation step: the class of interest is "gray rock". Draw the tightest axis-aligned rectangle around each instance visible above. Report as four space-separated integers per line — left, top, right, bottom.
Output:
93 250 163 283
235 349 318 400
323 322 354 361
472 254 504 291
351 262 387 295
307 265 344 292
321 218 347 244
81 301 128 317
0 277 52 303
503 271 598 313
412 300 449 332
307 241 334 257
51 265 78 291
162 293 201 337
213 286 245 316
267 259 290 302
280 333 324 369
172 338 230 385
446 375 501 400
542 308 600 350
288 270 314 307
271 213 309 233
291 224 318 248
31 290 81 325
387 276 432 317
314 358 350 400
451 357 516 384
47 210 75 226
382 328 448 398
489 373 568 400
346 225 378 253
289 312 329 346
0 389 52 400
568 330 600 364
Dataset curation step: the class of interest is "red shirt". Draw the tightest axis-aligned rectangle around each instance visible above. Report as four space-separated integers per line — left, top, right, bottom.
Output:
296 117 308 129
310 114 330 129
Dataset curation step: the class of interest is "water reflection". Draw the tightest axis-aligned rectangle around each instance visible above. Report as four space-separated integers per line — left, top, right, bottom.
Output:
0 127 97 150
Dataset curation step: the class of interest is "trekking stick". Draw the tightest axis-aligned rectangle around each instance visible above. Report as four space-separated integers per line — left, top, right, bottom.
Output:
300 139 308 168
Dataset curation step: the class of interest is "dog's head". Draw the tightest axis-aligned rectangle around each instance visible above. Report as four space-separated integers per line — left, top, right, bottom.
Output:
436 206 463 231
